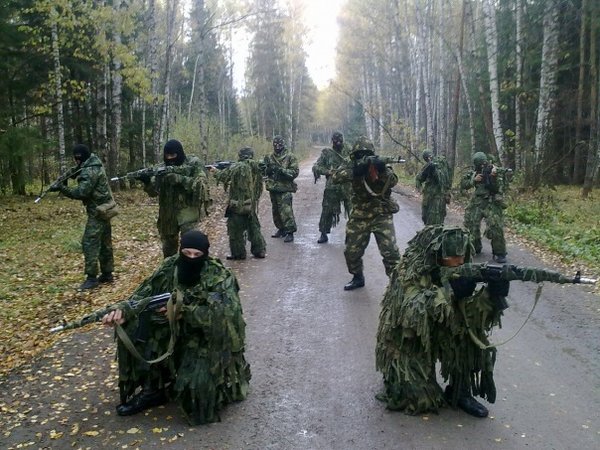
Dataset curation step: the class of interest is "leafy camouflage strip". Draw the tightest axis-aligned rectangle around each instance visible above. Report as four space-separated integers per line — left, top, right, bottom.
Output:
416 158 450 226
116 255 250 425
226 213 266 258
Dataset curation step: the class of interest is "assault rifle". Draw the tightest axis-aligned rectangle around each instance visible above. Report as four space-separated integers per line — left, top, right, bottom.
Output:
34 167 82 203
50 292 171 333
442 262 596 285
478 165 513 187
205 160 233 171
110 165 170 183
378 155 407 164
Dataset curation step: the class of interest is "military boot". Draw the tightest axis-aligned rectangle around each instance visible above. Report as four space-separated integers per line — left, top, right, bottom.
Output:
493 254 507 263
226 255 246 260
116 388 168 416
317 232 328 244
98 272 114 283
283 232 294 243
344 273 365 291
444 385 488 418
79 277 99 290
271 229 285 238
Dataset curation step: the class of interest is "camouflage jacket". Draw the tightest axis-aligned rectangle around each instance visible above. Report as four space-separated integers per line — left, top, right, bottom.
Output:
263 151 299 193
58 153 114 217
215 159 263 214
332 159 399 218
144 156 210 234
460 165 507 198
312 146 351 190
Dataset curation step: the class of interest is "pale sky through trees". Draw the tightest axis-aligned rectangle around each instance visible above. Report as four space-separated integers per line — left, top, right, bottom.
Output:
232 0 346 92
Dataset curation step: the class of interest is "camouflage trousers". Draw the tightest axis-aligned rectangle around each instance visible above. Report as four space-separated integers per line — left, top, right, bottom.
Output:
227 212 266 258
269 191 297 234
464 196 506 255
421 192 447 225
161 220 199 258
83 214 114 278
319 186 352 233
344 214 400 276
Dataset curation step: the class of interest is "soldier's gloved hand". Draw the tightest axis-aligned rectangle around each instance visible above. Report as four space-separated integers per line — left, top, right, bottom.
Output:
487 279 510 297
371 156 386 173
352 160 369 177
138 174 151 184
449 276 477 300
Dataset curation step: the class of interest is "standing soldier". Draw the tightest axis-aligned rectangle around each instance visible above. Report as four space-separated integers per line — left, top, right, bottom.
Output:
416 149 451 225
460 152 508 263
312 131 353 244
214 147 266 260
141 139 211 258
332 136 401 290
263 135 299 243
49 144 116 290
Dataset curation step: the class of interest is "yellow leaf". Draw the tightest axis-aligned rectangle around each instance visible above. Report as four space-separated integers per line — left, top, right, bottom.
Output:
83 431 100 437
126 427 141 434
152 428 163 433
70 423 80 435
50 430 63 439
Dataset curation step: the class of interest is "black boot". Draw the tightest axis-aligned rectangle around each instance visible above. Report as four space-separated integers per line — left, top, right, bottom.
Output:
116 388 168 416
79 277 99 290
226 255 246 260
445 385 488 418
98 272 114 283
317 232 328 244
493 254 507 263
271 229 285 238
283 232 294 243
344 273 365 291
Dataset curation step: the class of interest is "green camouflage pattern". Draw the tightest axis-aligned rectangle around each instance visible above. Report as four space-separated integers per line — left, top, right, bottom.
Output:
58 154 114 277
312 146 353 233
216 159 266 258
263 150 299 234
115 255 250 425
333 159 400 276
376 225 584 415
460 165 509 255
144 156 211 257
416 156 450 225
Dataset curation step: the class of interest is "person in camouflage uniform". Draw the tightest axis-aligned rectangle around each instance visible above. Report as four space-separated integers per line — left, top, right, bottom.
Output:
460 152 508 263
416 149 451 225
101 230 251 425
263 135 299 243
141 139 211 258
214 147 266 260
332 136 401 290
312 131 353 244
50 144 115 290
376 225 587 418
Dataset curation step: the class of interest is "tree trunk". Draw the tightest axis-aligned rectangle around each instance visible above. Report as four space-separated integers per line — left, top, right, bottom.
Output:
109 1 124 180
574 0 589 184
50 7 66 172
515 0 523 172
148 0 161 162
533 0 560 187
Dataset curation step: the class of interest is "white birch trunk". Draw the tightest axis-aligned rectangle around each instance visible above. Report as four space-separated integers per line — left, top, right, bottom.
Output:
483 0 504 162
515 0 523 172
533 0 560 182
50 8 66 172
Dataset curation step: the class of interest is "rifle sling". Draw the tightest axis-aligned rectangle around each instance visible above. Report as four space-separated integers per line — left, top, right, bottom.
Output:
460 283 543 350
115 288 182 365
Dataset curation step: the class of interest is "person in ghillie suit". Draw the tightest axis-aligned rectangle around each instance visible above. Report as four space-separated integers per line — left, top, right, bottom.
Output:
214 146 266 260
263 135 299 243
332 135 401 290
312 131 353 244
376 225 589 418
375 225 503 418
49 144 115 290
141 139 211 258
101 230 251 425
416 149 451 225
460 151 509 263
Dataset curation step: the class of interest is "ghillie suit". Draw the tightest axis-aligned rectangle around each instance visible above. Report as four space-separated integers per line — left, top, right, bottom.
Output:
416 150 452 225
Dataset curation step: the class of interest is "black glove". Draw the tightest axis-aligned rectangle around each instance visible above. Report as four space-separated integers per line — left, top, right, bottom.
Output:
449 277 477 300
371 157 386 173
138 174 151 184
487 279 510 297
352 160 369 177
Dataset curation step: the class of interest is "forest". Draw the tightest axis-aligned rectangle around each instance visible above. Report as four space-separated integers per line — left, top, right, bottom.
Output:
0 0 599 196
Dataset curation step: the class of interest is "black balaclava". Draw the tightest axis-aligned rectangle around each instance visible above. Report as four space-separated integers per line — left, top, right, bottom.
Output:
331 132 344 151
163 139 186 166
273 135 285 155
176 230 210 286
73 144 91 165
238 147 254 161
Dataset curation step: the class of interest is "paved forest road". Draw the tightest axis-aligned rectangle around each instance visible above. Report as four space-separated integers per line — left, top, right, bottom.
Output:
2 150 599 449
